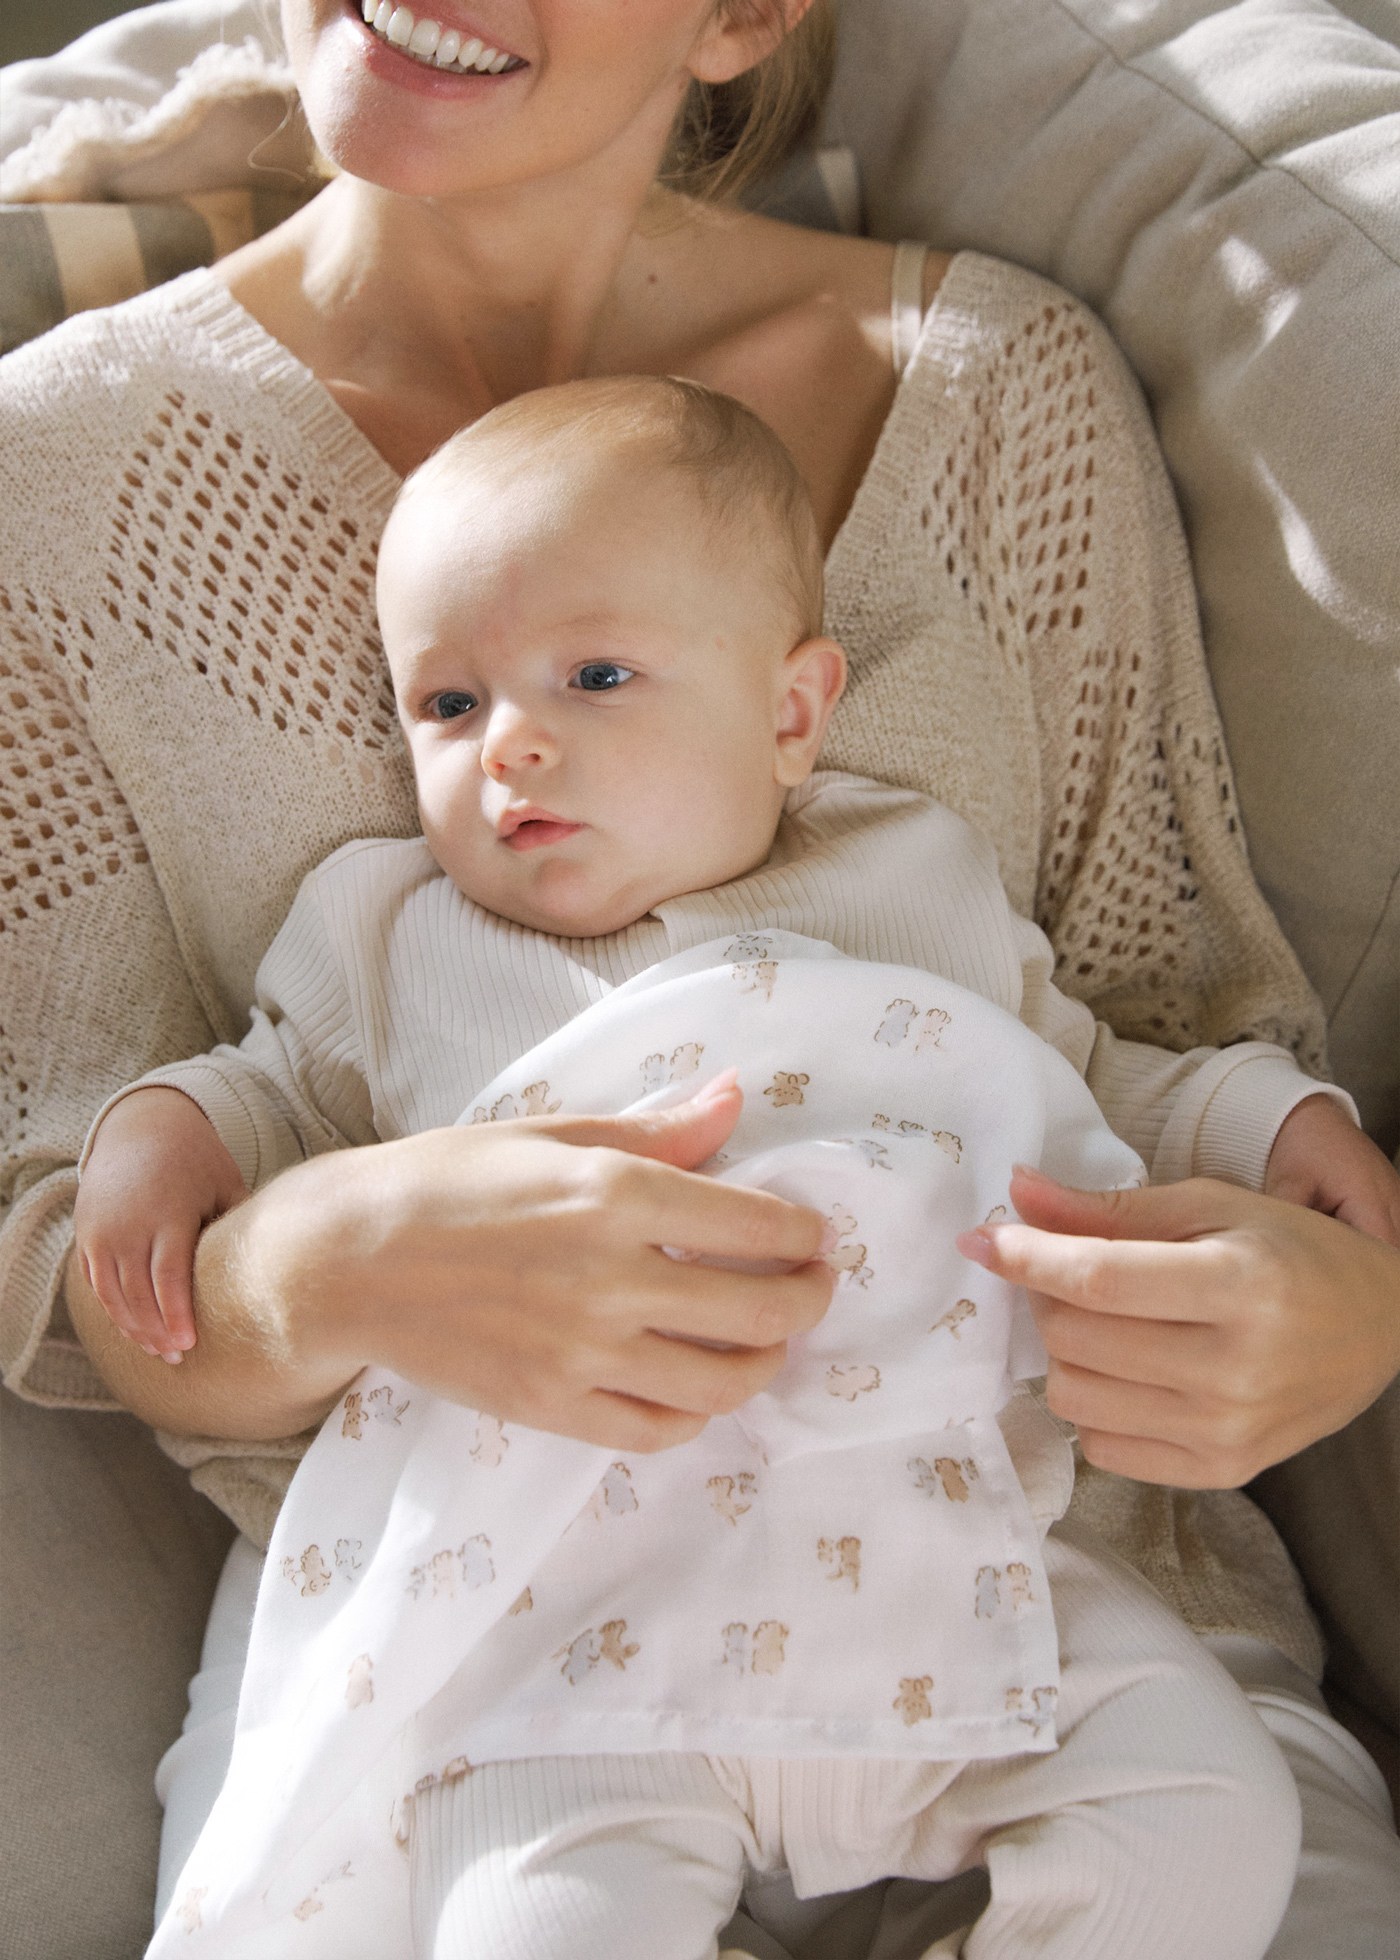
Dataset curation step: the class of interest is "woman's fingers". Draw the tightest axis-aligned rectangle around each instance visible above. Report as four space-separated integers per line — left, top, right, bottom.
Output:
959 1218 1231 1323
638 1249 833 1349
603 1325 792 1417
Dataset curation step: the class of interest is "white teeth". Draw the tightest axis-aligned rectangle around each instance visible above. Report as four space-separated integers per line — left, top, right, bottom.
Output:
362 4 520 74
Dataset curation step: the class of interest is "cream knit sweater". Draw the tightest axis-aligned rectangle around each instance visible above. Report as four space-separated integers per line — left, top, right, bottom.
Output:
0 252 1329 1670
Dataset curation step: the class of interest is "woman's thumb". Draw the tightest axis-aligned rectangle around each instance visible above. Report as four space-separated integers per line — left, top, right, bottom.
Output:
1006 1164 1240 1243
547 1072 743 1171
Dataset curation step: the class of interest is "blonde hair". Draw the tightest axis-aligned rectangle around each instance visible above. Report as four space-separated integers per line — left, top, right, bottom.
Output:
396 375 825 638
667 1 837 203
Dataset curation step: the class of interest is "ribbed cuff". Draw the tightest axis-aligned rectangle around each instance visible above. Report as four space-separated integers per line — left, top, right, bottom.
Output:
0 1164 115 1406
1191 1056 1358 1192
80 1062 266 1191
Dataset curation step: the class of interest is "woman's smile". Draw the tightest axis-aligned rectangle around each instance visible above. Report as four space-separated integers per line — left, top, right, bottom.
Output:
355 0 527 75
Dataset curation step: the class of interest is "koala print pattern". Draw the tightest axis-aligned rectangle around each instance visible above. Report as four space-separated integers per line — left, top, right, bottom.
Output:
708 1472 758 1525
162 936 1147 1948
283 1546 333 1597
817 1535 862 1590
469 1415 509 1467
894 1677 934 1726
909 1455 980 1503
932 1298 978 1339
587 1462 639 1521
641 1042 705 1093
558 1620 641 1685
721 1621 789 1675
821 1204 874 1287
826 1362 881 1400
407 1536 495 1601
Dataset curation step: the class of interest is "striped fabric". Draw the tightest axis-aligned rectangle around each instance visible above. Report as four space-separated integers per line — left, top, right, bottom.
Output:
0 186 308 354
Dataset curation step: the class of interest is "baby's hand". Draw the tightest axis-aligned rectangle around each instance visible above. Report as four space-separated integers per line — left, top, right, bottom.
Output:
75 1087 249 1363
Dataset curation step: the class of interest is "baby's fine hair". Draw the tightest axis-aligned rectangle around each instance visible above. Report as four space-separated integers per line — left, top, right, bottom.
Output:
398 375 825 641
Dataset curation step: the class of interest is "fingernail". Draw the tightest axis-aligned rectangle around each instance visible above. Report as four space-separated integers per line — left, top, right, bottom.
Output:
161 1351 184 1365
1010 1162 1054 1185
956 1228 996 1269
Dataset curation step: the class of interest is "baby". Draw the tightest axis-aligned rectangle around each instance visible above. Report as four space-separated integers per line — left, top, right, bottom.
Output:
77 377 1323 1960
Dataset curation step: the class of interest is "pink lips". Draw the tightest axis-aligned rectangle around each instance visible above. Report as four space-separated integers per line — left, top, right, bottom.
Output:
498 808 583 852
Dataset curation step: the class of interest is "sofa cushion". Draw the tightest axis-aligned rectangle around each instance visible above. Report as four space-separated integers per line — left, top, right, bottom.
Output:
828 0 1400 1152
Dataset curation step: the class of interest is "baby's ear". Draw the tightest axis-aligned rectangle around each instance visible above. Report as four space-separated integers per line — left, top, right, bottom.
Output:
774 636 847 787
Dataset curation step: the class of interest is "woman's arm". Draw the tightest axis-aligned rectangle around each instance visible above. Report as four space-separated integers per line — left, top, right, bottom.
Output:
65 1081 835 1451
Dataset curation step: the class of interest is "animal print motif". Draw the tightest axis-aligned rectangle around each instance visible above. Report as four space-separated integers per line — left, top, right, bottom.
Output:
557 1620 640 1685
707 1472 758 1524
821 1203 873 1287
817 1535 862 1590
469 1415 509 1467
826 1363 881 1400
587 1462 639 1521
640 1042 705 1092
909 1455 980 1503
764 1070 810 1107
468 1080 562 1121
893 1677 934 1725
932 1298 978 1339
407 1536 495 1601
721 1621 790 1675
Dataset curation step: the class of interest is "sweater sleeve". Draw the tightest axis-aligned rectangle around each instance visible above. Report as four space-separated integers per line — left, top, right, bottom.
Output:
0 602 219 1406
79 858 380 1194
997 289 1331 1073
1009 911 1356 1190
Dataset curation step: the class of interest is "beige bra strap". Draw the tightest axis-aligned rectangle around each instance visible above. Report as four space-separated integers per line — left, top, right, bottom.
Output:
890 239 931 378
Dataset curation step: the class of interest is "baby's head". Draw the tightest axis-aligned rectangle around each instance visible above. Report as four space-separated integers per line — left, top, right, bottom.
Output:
377 375 845 937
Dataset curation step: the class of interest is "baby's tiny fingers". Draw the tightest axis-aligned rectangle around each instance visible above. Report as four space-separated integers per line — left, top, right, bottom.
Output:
115 1252 179 1358
151 1231 199 1352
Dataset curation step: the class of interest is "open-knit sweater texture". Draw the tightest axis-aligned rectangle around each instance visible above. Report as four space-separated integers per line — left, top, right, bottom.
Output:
0 249 1329 1673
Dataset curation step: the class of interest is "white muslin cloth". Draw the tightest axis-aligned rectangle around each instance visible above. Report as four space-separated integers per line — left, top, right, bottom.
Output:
149 933 1143 1955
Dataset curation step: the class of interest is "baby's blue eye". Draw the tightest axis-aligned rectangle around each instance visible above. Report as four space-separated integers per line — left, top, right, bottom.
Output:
431 690 477 721
574 663 634 693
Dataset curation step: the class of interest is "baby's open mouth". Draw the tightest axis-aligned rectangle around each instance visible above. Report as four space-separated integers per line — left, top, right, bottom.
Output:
358 2 527 75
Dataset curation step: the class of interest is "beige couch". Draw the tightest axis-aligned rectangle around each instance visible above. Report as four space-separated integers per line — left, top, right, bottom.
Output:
2 1 1398 1953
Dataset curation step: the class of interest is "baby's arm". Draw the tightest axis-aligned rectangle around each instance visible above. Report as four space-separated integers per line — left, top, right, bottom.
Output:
74 1086 248 1362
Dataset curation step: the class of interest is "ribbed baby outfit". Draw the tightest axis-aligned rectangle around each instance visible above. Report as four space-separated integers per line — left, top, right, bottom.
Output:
0 251 1333 1673
130 782 1310 1958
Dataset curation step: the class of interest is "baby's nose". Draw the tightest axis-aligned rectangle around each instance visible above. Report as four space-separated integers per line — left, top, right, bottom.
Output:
481 704 554 776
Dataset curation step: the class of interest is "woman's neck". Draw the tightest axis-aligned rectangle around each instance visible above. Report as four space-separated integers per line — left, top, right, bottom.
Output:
220 143 692 471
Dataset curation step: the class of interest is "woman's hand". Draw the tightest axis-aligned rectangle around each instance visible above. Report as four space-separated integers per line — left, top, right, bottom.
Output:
958 1163 1400 1488
73 1075 834 1452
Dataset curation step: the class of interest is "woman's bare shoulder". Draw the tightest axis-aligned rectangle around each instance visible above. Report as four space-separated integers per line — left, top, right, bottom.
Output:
647 202 951 359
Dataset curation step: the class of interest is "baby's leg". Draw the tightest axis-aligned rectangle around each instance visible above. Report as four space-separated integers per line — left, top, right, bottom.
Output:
774 1519 1302 1960
892 1519 1302 1959
410 1752 753 1960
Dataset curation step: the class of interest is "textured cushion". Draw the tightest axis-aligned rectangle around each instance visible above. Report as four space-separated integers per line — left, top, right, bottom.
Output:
828 0 1400 1154
0 1388 232 1960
